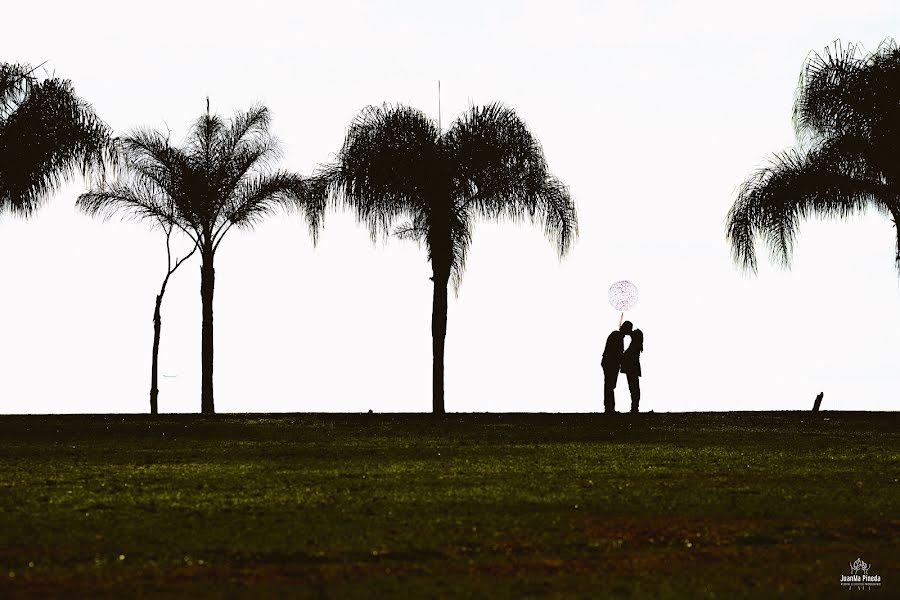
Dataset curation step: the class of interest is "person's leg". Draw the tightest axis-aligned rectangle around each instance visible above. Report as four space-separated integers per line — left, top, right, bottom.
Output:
603 368 617 413
627 372 640 413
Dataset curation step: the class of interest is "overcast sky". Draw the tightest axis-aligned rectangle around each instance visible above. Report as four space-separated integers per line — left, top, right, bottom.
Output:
2 0 899 414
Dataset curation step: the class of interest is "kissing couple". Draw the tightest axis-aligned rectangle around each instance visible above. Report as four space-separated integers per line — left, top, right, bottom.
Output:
601 320 644 414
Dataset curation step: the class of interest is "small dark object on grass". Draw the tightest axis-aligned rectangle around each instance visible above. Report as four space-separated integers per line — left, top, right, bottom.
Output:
368 409 373 414
812 392 824 412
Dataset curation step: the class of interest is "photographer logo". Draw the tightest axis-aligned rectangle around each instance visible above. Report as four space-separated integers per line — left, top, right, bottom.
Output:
840 558 881 590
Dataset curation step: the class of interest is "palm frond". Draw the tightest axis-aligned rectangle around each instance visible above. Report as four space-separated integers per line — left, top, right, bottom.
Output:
448 209 473 293
328 103 440 240
288 173 329 245
0 75 113 217
794 41 864 140
119 129 174 173
186 107 226 173
393 220 427 243
86 102 310 255
734 39 900 274
446 102 578 258
218 170 327 246
119 133 183 198
215 137 282 220
726 140 893 273
794 39 900 144
78 183 175 229
222 170 316 235
216 104 271 162
534 175 578 257
211 106 281 222
0 63 33 117
116 132 201 233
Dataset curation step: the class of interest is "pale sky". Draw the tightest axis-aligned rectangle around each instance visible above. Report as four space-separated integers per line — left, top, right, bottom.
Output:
1 0 899 413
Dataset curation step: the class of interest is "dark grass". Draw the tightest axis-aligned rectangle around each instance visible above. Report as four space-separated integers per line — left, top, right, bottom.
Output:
0 412 897 598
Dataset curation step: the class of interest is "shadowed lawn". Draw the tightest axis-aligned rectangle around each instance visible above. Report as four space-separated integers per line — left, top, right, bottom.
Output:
0 412 897 598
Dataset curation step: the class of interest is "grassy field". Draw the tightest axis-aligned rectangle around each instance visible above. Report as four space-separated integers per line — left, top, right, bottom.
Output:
0 412 897 599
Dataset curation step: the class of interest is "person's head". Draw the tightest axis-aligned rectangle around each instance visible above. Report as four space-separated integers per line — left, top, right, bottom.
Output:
631 328 644 350
620 321 633 334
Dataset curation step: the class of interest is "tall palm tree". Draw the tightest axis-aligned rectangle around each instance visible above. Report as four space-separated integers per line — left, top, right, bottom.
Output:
1 62 112 217
327 103 577 413
726 40 900 272
79 103 326 414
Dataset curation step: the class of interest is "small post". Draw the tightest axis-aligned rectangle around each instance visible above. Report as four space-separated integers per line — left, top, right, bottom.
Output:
812 392 824 412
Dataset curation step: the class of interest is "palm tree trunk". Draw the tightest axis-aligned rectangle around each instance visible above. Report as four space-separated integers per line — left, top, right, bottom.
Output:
150 233 195 416
150 292 162 415
431 268 449 414
892 209 900 270
200 247 215 414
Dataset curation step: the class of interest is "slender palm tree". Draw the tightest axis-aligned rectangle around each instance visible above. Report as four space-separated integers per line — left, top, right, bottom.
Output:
79 177 196 414
327 103 577 413
79 103 326 414
147 219 195 414
726 40 900 272
1 62 112 217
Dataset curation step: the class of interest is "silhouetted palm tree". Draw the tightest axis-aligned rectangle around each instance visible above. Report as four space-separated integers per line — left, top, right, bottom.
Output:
79 177 196 414
727 40 900 272
1 62 112 217
327 103 577 413
79 103 326 414
147 220 195 415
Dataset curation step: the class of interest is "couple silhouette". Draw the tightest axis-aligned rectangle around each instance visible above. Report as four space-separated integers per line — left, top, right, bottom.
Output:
601 321 643 413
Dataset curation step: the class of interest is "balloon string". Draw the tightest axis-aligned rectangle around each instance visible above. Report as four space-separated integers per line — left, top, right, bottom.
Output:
619 312 623 328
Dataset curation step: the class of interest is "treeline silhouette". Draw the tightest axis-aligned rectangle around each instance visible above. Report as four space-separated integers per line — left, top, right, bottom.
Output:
4 37 898 414
1 64 576 414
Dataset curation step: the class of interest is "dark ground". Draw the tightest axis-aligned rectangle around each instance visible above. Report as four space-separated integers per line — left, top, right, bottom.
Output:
0 412 897 598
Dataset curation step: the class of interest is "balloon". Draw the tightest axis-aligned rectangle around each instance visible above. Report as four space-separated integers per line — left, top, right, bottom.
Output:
608 280 638 311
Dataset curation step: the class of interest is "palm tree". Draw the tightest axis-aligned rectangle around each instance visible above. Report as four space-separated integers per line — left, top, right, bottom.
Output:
79 176 196 414
726 40 900 272
327 103 577 413
79 103 326 414
1 62 112 217
147 220 195 415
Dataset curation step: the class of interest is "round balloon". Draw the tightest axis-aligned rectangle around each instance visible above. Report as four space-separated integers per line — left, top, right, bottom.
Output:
608 280 639 311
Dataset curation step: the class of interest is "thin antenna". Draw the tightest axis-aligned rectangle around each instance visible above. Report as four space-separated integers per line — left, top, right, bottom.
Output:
438 80 441 132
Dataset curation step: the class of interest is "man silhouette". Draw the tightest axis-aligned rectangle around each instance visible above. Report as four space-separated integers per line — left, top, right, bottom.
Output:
601 321 630 413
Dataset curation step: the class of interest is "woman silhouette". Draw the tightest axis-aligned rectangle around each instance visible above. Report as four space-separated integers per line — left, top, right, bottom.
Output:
620 328 643 413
